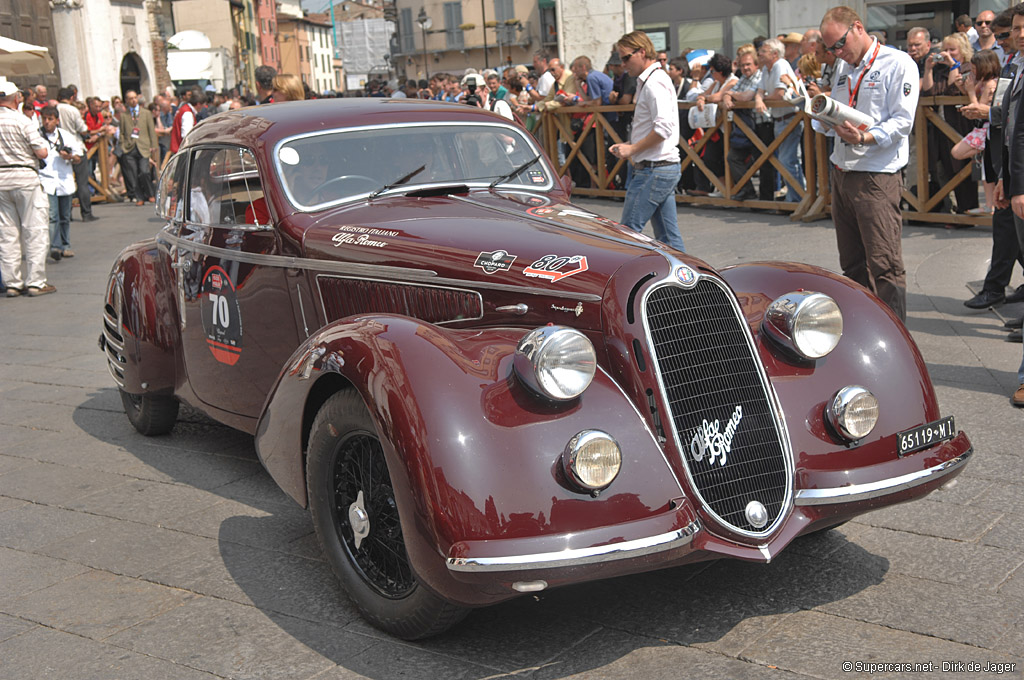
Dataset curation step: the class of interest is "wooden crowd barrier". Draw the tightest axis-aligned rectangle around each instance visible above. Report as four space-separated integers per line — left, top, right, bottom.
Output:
537 94 989 227
83 134 121 204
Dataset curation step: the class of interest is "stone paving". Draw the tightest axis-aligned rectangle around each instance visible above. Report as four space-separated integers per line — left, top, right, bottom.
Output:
0 198 1022 679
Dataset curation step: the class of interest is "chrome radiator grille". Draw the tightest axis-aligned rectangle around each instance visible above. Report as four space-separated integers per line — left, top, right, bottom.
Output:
102 290 126 388
644 280 790 535
318 276 483 325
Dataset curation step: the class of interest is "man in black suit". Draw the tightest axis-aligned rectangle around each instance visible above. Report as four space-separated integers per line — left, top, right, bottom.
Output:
963 9 1024 313
996 4 1024 404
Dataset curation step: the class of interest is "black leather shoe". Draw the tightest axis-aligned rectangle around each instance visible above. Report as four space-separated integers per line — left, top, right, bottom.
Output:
1007 328 1023 343
1005 284 1024 304
1005 316 1024 329
964 290 1005 308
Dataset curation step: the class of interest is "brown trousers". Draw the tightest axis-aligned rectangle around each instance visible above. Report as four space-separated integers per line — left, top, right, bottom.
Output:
830 166 907 322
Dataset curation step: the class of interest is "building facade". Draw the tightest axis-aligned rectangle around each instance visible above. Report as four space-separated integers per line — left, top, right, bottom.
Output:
254 0 279 71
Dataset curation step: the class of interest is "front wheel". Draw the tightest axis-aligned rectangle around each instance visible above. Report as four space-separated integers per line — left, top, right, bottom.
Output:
119 389 179 435
306 391 469 639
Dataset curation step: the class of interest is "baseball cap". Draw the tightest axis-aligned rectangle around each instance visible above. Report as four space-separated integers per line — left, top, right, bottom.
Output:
0 79 19 97
782 32 804 44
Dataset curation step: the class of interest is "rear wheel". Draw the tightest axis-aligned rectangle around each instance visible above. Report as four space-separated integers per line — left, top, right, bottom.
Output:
119 389 179 435
306 391 469 639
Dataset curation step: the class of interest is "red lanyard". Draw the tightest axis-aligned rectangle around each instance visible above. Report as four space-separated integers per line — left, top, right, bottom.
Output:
848 41 881 108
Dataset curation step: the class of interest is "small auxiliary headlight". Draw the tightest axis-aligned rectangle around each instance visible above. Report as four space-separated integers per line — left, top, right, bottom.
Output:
514 326 596 401
827 385 879 441
562 430 622 491
762 291 843 360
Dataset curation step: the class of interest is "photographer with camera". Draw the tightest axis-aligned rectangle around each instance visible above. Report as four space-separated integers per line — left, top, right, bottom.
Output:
39 105 83 263
923 32 979 214
461 74 514 120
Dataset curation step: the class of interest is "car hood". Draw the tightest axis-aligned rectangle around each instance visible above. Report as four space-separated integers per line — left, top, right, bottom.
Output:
299 190 671 303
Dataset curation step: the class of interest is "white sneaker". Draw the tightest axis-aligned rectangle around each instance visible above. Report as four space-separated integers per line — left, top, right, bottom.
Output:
708 190 723 198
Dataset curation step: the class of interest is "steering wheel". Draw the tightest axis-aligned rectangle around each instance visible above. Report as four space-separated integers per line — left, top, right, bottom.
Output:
310 175 378 198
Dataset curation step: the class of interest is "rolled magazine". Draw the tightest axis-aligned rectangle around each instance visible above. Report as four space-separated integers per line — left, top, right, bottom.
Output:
806 94 875 131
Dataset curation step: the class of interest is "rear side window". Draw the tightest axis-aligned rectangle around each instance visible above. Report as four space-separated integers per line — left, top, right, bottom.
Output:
186 147 268 227
156 153 186 221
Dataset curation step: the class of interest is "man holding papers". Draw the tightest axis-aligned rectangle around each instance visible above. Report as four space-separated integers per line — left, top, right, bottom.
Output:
815 6 919 322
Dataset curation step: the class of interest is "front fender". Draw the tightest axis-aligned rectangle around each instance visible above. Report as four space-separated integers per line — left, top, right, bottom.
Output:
102 239 179 394
720 262 959 492
255 314 692 605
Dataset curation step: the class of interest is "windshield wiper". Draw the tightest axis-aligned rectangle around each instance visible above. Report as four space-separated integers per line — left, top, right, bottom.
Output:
488 153 542 189
368 165 426 199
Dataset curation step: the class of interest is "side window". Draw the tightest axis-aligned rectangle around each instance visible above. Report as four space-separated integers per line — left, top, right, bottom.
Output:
187 147 268 227
156 153 186 221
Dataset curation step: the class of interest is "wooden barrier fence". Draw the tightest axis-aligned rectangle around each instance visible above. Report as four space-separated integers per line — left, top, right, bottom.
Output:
537 95 988 228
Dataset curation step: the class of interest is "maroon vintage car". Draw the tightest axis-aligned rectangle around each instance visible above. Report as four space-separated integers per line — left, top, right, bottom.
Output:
100 99 972 639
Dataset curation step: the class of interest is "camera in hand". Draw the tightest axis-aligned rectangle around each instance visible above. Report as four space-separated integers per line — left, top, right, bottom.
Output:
463 82 482 108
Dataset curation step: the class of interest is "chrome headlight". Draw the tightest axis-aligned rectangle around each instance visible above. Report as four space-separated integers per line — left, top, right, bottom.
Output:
514 326 596 400
762 291 843 359
827 386 879 440
562 430 621 491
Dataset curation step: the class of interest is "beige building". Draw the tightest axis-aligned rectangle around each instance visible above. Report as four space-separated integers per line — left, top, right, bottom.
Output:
393 0 542 81
278 4 337 94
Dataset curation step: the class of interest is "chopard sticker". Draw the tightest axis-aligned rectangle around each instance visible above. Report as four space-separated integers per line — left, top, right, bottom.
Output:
689 405 743 467
675 265 698 287
551 302 584 316
523 254 589 282
201 265 243 366
903 82 912 96
331 225 398 248
474 249 517 274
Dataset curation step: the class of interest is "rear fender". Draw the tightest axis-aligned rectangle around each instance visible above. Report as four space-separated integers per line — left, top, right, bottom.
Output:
255 314 690 604
102 240 179 394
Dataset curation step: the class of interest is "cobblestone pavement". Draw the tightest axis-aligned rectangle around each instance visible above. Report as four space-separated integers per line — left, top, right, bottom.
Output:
0 198 1022 680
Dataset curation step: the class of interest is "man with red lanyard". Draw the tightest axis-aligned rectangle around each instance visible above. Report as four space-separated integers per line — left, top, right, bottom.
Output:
816 6 918 322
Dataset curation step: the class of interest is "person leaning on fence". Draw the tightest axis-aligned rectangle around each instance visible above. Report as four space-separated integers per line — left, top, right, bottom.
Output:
922 31 979 215
816 6 919 323
754 38 805 202
609 30 685 252
724 45 776 201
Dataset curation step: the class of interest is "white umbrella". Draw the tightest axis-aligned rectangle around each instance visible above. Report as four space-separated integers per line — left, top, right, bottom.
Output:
0 36 54 76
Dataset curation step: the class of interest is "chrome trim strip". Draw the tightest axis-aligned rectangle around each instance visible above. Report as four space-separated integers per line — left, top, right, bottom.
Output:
316 274 485 326
794 446 972 505
446 520 700 572
157 228 601 302
639 254 796 539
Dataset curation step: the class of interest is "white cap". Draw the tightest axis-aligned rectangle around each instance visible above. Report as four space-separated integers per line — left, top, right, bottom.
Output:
462 73 486 88
0 79 19 97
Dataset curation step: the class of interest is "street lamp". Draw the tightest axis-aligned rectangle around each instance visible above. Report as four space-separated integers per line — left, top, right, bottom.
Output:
417 7 432 81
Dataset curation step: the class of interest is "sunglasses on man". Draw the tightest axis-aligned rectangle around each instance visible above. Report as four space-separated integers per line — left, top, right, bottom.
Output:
826 25 853 54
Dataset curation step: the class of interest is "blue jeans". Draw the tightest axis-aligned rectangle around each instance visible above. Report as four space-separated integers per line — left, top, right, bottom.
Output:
48 194 72 252
774 117 805 202
621 163 685 252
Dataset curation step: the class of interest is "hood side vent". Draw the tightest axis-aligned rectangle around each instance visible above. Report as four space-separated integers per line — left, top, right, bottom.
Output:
318 275 483 325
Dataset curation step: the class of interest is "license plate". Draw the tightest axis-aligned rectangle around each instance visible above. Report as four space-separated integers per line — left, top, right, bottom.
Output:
897 416 956 457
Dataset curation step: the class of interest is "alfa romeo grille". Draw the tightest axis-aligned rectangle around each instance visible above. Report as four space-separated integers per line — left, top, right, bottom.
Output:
645 280 790 535
318 277 482 325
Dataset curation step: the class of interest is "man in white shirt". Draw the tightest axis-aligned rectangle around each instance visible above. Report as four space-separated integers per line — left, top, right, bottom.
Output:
39 105 84 261
609 30 684 252
521 49 556 104
816 5 919 322
754 38 804 202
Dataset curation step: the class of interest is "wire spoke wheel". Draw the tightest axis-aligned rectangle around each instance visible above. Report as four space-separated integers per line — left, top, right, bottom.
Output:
331 432 414 598
307 390 469 639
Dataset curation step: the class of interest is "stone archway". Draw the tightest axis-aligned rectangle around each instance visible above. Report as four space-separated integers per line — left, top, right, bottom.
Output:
119 52 150 100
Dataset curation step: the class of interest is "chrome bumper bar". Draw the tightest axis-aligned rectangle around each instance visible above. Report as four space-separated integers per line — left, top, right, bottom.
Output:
446 520 701 573
794 446 973 506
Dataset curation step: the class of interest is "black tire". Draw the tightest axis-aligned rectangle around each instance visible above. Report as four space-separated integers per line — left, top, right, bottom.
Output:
307 391 469 640
119 389 179 436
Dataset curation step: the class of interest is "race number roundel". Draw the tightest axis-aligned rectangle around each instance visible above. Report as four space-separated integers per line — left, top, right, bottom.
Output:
201 266 243 365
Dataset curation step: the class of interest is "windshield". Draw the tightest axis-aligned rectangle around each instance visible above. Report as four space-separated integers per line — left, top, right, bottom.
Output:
276 123 551 210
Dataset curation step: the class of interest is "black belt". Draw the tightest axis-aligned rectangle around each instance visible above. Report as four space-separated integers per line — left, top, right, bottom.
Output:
775 112 796 122
635 159 678 169
0 165 38 170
